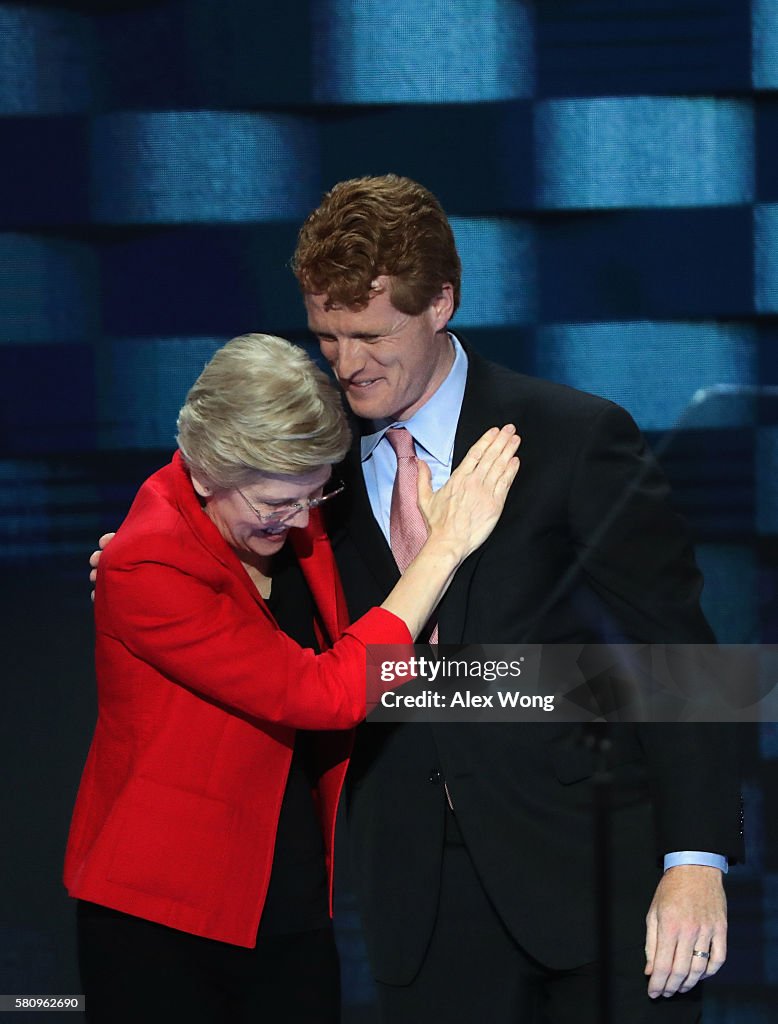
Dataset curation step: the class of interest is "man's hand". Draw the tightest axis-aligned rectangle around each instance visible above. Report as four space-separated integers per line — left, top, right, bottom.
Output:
644 864 727 999
89 532 116 600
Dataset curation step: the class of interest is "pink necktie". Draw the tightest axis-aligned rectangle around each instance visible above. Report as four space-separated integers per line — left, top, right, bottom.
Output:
386 427 438 643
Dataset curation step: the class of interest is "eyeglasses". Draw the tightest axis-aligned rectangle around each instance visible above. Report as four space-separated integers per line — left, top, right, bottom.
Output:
236 479 345 525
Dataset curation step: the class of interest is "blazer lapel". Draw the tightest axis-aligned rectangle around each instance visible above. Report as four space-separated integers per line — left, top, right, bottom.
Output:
170 450 279 620
438 341 507 644
292 509 351 647
336 438 401 598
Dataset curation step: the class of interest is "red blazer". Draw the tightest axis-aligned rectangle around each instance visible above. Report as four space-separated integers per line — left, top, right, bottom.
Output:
64 452 410 947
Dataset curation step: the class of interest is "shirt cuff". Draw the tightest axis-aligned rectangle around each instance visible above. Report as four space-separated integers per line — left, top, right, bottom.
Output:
663 851 728 874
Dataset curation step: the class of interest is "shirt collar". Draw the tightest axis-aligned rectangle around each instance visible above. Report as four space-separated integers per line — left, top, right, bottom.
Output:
360 333 468 464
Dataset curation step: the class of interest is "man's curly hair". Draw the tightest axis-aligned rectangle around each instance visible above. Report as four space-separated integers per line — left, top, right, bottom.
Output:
292 174 461 315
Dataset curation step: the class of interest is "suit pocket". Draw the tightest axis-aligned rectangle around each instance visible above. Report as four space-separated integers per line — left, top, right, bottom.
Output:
107 776 234 907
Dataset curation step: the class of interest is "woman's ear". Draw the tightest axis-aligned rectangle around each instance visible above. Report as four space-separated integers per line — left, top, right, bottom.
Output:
189 470 214 499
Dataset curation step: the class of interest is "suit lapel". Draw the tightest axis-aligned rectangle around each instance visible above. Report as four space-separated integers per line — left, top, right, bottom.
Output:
336 436 401 598
438 340 516 644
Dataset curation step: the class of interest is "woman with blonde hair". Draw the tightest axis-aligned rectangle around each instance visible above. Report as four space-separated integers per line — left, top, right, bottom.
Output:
65 332 519 1023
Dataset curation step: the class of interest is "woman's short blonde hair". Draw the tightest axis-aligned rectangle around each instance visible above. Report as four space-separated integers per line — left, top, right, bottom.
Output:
176 333 351 488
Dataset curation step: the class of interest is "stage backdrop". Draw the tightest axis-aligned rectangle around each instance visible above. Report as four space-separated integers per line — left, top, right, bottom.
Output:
1 1 776 1020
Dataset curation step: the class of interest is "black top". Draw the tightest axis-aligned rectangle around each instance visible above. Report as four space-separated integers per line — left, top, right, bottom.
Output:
257 547 330 938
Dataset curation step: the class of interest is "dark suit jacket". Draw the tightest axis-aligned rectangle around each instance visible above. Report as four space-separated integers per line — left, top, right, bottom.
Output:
326 341 743 982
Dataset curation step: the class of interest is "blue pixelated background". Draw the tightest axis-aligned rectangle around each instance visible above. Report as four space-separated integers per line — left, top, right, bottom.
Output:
1 1 777 1019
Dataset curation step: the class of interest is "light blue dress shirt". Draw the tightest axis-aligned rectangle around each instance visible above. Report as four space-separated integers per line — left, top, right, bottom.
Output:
360 333 468 544
358 333 727 875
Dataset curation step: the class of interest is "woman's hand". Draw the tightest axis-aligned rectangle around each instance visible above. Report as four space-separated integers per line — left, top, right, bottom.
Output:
379 426 519 638
89 532 116 600
417 425 520 564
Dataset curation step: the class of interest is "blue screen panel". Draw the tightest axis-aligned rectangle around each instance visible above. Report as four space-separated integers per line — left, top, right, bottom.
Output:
0 119 90 226
451 218 536 328
90 113 320 224
0 459 101 562
765 876 778 983
535 97 754 209
0 343 95 453
96 337 224 450
696 543 758 644
755 204 778 312
0 235 98 343
753 0 778 89
99 225 304 338
756 102 778 205
762 724 778 759
321 103 534 213
312 0 534 103
537 0 750 97
538 208 754 320
535 321 756 431
0 5 94 115
757 427 778 534
99 0 313 107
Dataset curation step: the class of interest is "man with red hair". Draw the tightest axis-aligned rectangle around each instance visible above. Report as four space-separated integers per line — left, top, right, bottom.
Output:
292 174 741 1023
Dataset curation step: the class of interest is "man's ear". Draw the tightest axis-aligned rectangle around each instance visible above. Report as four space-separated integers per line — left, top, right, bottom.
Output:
431 282 455 330
189 470 214 499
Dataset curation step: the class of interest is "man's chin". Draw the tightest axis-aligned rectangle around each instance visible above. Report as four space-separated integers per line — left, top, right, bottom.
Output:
345 383 392 419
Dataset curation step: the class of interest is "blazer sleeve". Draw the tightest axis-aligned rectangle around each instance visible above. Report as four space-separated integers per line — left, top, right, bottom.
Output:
97 557 411 732
568 401 713 644
569 402 743 861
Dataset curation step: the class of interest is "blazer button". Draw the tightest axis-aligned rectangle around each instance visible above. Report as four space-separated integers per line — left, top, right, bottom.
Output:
428 769 442 784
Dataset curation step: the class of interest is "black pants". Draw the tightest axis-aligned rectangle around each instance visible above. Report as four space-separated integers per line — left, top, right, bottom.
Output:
77 901 340 1024
376 841 703 1024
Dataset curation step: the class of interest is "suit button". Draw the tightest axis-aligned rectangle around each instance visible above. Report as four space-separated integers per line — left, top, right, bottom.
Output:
428 769 442 784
